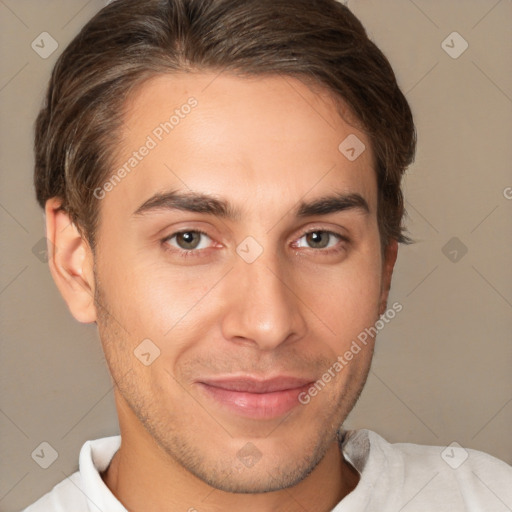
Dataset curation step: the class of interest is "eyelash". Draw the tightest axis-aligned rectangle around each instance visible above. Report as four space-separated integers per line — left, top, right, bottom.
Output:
161 228 349 259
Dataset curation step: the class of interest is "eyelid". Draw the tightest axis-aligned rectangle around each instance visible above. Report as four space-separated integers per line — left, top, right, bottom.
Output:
298 226 349 241
291 228 349 253
162 228 215 252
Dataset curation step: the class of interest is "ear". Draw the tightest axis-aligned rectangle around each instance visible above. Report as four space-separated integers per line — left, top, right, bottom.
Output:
378 239 398 316
44 198 97 323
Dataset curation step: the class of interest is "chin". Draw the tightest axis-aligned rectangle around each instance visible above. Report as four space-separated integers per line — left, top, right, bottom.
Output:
177 433 332 494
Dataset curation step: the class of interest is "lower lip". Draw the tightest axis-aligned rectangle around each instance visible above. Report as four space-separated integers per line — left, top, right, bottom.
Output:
197 383 312 420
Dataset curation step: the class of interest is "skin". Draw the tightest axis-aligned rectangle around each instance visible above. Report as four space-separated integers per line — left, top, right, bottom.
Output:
45 72 398 512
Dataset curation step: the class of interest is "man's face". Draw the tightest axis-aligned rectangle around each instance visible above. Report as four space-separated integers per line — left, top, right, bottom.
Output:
92 72 392 492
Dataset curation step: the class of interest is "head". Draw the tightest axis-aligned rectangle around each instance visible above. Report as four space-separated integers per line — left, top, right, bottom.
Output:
35 0 415 493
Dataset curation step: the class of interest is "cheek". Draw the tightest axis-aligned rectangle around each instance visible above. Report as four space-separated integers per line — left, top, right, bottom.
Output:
298 253 383 341
106 258 222 342
97 224 383 350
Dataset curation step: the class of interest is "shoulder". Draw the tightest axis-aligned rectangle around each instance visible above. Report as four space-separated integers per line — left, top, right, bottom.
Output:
368 429 512 510
21 435 122 512
392 435 512 480
340 429 512 511
21 471 88 512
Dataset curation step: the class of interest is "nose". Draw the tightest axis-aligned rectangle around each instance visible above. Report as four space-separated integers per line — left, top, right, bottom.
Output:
220 252 308 351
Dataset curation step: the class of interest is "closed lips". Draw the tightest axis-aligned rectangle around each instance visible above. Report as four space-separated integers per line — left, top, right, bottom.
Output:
197 377 313 393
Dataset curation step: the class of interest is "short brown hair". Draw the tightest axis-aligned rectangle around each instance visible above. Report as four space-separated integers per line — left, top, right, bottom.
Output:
34 0 416 251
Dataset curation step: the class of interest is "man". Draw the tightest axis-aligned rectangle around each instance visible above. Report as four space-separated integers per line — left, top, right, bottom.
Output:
25 0 511 510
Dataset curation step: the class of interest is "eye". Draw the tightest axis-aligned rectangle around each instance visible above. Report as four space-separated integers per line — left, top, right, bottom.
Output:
293 230 347 253
163 229 213 254
161 228 348 260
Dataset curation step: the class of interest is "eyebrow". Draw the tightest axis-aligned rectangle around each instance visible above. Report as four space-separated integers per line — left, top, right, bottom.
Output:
132 189 370 220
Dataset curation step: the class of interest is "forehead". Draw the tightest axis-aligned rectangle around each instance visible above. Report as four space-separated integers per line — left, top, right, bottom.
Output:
99 72 376 225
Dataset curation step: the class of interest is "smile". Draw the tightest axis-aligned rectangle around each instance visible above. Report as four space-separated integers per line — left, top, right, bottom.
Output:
196 376 314 420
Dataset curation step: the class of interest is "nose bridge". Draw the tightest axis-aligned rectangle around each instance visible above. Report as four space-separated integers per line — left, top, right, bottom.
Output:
220 247 306 350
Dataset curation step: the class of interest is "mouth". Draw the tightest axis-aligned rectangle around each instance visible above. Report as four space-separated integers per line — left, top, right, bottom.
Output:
195 376 314 420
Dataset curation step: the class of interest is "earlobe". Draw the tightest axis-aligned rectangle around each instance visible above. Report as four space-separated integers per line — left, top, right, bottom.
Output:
378 239 398 316
44 198 97 323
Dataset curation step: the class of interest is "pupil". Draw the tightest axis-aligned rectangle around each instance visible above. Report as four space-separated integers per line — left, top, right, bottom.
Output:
308 231 328 248
179 232 199 249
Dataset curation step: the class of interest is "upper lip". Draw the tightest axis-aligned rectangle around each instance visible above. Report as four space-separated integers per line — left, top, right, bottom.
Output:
198 376 313 393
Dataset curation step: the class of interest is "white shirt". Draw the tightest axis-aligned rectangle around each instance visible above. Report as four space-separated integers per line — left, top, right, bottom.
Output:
22 429 512 511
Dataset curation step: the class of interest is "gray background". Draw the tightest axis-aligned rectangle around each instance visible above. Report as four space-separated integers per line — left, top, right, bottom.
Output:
1 0 511 510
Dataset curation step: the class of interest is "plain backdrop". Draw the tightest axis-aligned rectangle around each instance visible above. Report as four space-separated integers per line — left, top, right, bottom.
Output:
0 0 511 510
